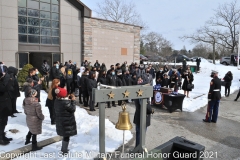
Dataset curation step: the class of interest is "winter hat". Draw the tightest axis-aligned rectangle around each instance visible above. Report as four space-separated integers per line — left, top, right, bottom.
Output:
28 89 37 97
55 87 67 98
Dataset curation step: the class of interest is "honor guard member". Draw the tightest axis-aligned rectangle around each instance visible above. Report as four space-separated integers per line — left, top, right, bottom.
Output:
203 71 221 123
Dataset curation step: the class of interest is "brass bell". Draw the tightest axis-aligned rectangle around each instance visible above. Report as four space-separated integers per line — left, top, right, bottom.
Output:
115 103 133 130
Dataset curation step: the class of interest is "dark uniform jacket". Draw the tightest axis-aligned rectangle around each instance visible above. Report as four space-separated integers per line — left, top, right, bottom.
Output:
7 67 20 98
97 76 107 85
208 76 221 100
106 74 117 86
133 100 153 127
80 75 88 92
54 98 77 137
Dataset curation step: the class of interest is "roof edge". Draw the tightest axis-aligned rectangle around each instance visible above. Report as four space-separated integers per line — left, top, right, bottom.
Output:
86 17 142 29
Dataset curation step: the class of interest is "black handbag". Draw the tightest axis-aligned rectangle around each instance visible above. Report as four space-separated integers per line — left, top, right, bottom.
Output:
187 83 194 89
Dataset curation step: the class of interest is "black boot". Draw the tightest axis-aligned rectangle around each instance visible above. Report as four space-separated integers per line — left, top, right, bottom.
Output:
61 140 69 154
0 134 10 145
31 135 42 151
25 134 31 145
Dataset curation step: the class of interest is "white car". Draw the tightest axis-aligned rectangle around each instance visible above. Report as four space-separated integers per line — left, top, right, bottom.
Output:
220 57 231 65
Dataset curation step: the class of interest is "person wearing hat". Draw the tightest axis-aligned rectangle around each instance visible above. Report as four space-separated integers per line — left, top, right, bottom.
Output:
0 72 14 145
23 89 44 151
54 87 77 154
203 71 221 123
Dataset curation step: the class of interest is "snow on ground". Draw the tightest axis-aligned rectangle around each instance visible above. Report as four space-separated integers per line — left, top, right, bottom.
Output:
3 91 132 160
159 60 240 112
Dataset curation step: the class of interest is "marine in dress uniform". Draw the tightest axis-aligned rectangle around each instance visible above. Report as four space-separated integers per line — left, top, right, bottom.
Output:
203 71 221 123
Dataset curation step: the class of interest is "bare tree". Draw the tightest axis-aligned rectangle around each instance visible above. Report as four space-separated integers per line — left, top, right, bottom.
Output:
142 32 173 56
96 0 146 28
208 0 240 53
181 26 219 64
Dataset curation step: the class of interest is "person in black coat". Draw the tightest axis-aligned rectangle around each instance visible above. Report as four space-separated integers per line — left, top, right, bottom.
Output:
182 70 194 98
97 70 107 85
169 70 179 92
41 60 50 88
223 71 233 97
94 60 100 68
196 57 201 72
87 71 97 111
51 62 60 80
54 87 77 154
133 78 154 148
106 69 117 108
182 59 187 72
7 67 21 117
81 69 89 107
131 73 138 85
0 72 14 145
161 73 170 88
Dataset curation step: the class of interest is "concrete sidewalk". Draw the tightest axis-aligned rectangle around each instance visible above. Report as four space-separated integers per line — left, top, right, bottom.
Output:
86 91 240 160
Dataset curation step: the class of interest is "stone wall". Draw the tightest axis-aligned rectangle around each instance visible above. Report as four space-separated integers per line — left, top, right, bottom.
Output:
0 0 18 66
83 17 141 68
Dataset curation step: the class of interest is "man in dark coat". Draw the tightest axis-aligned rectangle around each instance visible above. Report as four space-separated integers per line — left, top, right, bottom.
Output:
203 71 221 123
87 71 97 111
7 67 21 117
41 60 50 88
0 72 14 145
81 69 89 107
106 69 117 108
196 57 201 72
54 87 77 154
148 64 155 79
133 79 154 148
51 62 60 80
94 60 100 68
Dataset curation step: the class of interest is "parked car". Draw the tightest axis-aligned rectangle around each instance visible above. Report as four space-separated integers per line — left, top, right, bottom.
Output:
140 54 148 61
147 55 167 62
220 57 231 65
170 54 191 63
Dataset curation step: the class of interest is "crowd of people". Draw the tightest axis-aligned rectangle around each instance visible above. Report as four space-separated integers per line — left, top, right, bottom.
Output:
0 58 235 154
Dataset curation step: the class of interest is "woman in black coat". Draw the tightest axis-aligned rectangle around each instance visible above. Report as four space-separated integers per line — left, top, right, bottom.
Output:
87 71 97 111
0 73 14 145
223 71 233 97
182 70 194 98
54 87 77 154
97 70 107 85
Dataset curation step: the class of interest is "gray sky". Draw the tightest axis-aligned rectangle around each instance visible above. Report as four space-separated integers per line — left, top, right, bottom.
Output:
81 0 236 50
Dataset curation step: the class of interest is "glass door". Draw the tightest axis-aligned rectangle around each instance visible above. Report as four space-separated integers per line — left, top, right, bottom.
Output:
16 52 29 69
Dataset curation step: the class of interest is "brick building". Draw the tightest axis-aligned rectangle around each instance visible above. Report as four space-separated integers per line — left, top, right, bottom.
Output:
0 0 141 69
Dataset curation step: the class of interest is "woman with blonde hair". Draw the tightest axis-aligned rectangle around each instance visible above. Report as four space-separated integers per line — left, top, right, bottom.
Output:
45 79 60 125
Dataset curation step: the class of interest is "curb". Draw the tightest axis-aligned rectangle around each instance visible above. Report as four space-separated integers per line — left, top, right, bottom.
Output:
0 136 62 160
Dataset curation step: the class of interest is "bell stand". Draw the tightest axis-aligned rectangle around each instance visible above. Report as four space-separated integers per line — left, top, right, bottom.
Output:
93 85 153 160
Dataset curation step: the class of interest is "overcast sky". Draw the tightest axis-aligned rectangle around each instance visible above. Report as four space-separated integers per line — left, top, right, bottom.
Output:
81 0 237 50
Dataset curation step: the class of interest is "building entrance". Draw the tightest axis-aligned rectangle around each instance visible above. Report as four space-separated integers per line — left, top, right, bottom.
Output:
17 52 62 70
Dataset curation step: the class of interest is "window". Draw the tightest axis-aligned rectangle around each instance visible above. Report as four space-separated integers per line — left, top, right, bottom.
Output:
18 0 59 44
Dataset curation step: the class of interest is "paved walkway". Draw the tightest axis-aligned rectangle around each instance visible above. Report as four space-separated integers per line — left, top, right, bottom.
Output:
86 90 240 160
